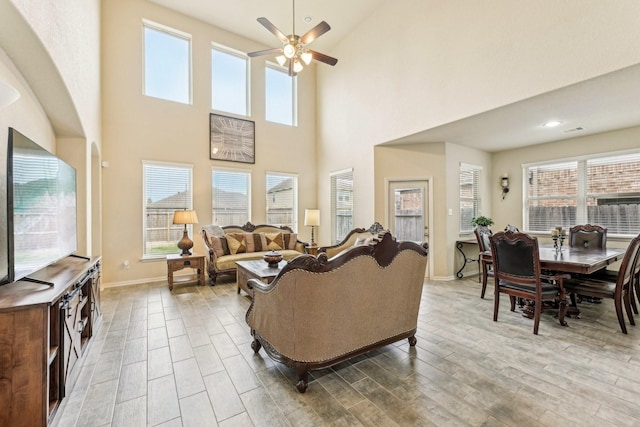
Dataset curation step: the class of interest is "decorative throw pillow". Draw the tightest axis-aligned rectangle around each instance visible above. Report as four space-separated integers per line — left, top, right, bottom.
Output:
209 235 226 257
244 233 256 253
226 233 247 254
264 232 285 251
282 233 298 250
258 233 268 251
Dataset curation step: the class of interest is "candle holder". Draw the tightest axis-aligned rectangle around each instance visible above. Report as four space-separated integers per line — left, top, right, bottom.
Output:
552 235 559 251
559 233 565 250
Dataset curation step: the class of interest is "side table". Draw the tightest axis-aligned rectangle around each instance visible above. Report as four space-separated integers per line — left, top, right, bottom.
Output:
306 244 318 256
166 253 205 290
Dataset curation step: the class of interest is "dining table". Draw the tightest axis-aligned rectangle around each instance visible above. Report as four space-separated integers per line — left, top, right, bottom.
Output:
538 245 624 275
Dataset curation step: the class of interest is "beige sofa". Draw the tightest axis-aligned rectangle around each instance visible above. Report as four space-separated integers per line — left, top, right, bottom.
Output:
318 222 386 258
245 231 429 393
201 222 308 284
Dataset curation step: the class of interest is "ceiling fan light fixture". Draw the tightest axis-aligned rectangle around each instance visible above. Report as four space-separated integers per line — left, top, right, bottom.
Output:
301 51 313 65
276 55 287 66
293 59 304 73
283 43 296 59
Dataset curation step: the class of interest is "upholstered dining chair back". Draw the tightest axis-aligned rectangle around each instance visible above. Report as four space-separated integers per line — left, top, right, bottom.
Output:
474 225 494 299
474 225 492 252
490 231 566 335
569 224 607 249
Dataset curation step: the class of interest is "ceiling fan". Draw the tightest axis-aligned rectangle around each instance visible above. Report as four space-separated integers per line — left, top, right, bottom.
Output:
247 0 338 77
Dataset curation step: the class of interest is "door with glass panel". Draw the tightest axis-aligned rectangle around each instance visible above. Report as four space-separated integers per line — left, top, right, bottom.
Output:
388 180 430 276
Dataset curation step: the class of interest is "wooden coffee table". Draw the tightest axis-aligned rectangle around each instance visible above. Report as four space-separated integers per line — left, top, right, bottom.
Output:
236 259 285 297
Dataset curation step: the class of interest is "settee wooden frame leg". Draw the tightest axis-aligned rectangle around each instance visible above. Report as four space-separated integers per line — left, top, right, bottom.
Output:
408 335 417 346
296 371 309 393
251 338 261 353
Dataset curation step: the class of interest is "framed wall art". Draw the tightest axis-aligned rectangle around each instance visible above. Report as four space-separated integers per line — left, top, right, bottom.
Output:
209 113 255 164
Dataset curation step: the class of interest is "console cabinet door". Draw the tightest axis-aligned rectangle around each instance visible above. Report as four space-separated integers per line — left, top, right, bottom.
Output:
0 306 47 427
62 290 82 395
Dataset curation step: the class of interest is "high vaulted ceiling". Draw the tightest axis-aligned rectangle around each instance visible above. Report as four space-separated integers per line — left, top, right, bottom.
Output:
148 0 640 152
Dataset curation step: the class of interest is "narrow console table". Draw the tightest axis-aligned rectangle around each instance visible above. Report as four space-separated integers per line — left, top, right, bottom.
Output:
0 256 101 427
455 239 479 279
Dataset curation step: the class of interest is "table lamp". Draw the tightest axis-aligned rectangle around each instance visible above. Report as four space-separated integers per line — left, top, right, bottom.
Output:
304 209 320 246
173 209 199 255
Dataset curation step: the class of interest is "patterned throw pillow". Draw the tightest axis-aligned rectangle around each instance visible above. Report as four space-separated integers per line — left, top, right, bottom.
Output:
264 232 285 251
208 235 226 257
226 233 247 254
283 233 298 250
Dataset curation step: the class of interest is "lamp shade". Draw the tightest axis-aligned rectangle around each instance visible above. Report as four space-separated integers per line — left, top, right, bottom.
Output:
304 209 320 227
173 209 199 225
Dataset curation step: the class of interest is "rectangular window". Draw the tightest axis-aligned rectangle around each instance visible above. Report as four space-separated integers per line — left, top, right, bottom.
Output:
143 21 191 104
525 151 640 236
211 44 249 116
266 173 298 230
265 64 296 126
331 169 354 244
212 168 251 226
459 164 481 233
143 161 193 258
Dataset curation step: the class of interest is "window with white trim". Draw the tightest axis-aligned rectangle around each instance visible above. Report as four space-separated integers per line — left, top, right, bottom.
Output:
524 151 640 236
143 161 193 258
265 63 296 126
460 164 481 233
266 172 298 230
212 168 251 226
211 44 249 116
143 21 191 104
331 169 354 244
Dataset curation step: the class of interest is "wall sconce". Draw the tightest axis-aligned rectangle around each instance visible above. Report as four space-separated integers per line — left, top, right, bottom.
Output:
501 174 509 199
304 209 320 246
173 209 199 255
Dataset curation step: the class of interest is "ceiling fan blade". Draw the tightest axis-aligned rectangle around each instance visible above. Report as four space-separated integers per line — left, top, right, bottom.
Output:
300 21 331 45
308 50 338 66
257 17 289 43
248 48 283 58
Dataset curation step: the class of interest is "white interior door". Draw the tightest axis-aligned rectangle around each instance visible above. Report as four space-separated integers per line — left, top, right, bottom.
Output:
388 180 431 277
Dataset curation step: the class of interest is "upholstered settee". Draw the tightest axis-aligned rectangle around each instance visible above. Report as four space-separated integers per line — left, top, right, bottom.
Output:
318 221 386 258
245 231 429 393
201 222 308 284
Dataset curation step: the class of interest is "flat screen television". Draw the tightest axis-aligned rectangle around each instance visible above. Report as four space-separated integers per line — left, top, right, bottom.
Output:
3 128 78 284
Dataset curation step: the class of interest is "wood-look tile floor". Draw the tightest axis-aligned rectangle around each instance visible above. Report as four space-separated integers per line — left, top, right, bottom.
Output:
52 276 640 427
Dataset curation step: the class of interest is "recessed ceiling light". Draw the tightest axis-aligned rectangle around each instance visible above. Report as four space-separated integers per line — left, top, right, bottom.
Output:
304 16 312 23
542 120 563 128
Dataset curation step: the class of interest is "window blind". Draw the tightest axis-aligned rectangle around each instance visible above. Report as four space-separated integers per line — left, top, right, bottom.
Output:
459 164 481 233
525 161 578 233
330 169 353 244
212 169 251 226
266 173 298 230
586 153 640 235
142 162 192 257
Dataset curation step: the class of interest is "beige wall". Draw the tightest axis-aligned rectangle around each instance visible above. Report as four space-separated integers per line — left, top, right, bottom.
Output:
101 0 317 285
1 0 100 263
317 0 640 279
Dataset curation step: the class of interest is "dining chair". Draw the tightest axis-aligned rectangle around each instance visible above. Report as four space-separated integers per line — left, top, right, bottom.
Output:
563 233 640 334
474 225 493 299
569 224 607 249
569 224 607 304
490 231 568 335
